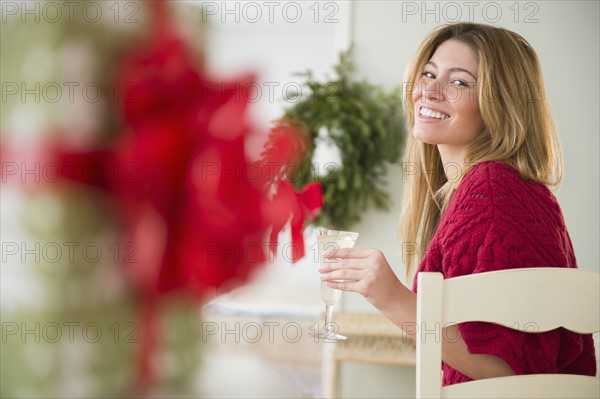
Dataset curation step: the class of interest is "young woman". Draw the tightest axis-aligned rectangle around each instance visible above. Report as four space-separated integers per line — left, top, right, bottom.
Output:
319 22 597 385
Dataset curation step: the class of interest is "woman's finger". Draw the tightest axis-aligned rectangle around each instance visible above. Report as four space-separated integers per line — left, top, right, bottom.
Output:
325 279 362 293
319 258 366 272
323 247 374 259
320 268 362 282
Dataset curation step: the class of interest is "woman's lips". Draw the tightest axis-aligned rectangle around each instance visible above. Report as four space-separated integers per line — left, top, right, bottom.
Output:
418 106 450 120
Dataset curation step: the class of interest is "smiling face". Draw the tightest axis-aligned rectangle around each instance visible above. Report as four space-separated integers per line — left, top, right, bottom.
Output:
412 39 486 164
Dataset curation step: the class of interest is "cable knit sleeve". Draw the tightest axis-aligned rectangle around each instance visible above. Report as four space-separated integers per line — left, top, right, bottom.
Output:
415 161 597 385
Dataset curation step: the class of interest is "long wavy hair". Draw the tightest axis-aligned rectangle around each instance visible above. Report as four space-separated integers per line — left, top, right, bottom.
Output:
399 23 563 275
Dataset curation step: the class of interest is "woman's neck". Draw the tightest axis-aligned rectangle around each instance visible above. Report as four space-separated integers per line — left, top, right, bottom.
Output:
437 145 467 180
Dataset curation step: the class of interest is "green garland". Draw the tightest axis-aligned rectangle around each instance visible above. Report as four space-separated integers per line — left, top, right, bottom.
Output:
283 48 406 230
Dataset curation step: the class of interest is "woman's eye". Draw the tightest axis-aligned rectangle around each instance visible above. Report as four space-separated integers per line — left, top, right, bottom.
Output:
421 71 435 79
451 79 469 87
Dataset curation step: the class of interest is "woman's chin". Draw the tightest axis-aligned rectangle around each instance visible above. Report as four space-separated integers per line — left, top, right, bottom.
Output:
413 131 441 146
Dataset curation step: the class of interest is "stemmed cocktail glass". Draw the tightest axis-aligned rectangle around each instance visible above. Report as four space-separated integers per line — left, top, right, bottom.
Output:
311 227 359 341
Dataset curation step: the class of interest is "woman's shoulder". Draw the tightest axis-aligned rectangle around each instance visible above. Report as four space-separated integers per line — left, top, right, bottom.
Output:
462 160 530 188
456 160 556 206
445 160 565 233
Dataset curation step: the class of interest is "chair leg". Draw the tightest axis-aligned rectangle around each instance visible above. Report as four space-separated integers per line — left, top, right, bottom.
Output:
323 344 339 398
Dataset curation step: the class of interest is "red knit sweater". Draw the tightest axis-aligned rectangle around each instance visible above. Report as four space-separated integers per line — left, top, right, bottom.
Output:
413 161 597 385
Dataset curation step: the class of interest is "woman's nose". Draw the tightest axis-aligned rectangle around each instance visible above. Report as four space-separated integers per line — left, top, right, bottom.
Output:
422 79 444 102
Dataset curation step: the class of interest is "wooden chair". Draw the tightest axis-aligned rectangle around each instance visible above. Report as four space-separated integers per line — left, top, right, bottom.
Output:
321 312 416 398
416 267 600 399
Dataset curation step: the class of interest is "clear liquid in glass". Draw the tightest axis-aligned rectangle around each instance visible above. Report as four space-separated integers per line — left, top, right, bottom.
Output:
312 228 359 341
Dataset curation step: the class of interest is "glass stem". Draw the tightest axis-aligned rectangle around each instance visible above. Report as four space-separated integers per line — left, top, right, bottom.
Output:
324 303 334 332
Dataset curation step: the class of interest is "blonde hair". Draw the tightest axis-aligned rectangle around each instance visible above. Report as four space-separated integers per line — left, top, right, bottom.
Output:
399 22 563 275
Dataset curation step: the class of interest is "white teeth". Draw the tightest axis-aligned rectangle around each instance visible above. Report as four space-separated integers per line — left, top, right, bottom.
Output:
419 107 449 120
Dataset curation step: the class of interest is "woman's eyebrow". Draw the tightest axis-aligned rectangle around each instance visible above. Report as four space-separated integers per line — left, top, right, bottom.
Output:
425 61 477 81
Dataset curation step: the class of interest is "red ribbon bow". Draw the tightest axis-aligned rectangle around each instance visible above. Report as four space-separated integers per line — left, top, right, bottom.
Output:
268 180 323 262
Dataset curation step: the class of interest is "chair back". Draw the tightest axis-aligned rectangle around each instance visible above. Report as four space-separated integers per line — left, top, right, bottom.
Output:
416 267 600 399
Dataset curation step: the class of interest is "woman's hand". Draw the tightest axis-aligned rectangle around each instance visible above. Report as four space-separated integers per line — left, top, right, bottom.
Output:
319 247 410 313
320 248 515 381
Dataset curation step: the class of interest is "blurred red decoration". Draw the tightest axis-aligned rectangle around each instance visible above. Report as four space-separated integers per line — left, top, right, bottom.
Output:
260 121 323 261
1 0 322 393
